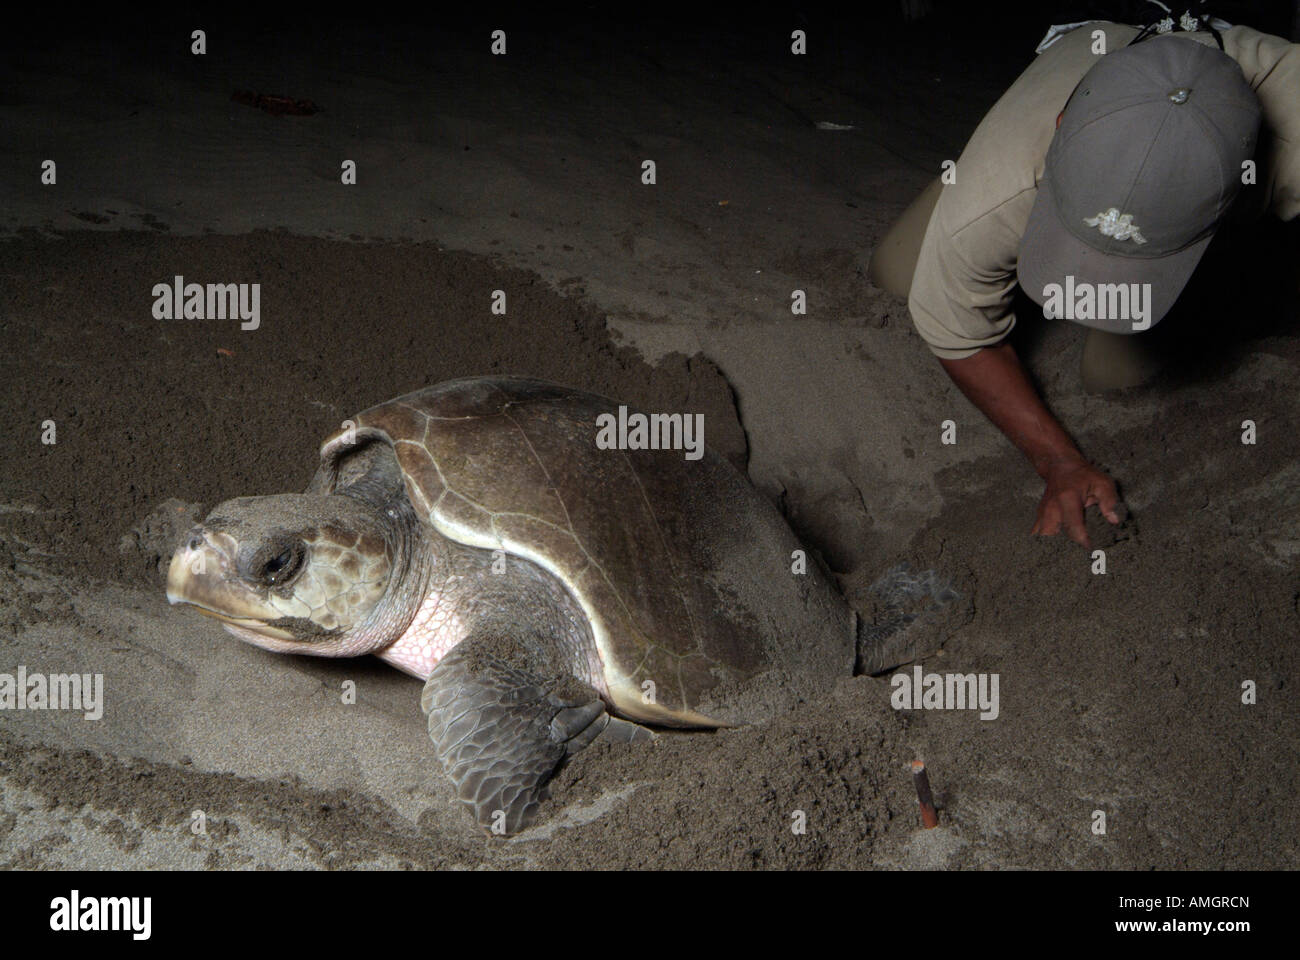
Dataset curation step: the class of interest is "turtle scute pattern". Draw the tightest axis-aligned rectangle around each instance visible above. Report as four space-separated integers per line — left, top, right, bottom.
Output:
346 378 796 723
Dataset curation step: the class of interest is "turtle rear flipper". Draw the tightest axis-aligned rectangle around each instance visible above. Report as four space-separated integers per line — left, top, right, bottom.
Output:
421 633 651 835
855 564 965 675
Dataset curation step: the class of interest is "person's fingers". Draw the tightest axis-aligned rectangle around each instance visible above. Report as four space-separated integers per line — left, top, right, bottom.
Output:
1093 477 1121 524
1060 489 1090 548
1031 500 1050 535
1037 466 1119 545
1036 498 1062 537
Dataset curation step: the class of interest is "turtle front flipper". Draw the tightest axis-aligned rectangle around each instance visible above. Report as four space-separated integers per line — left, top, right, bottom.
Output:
855 564 968 675
421 633 651 835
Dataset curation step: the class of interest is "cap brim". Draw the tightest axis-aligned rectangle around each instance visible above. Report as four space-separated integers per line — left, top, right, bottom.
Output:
1017 177 1212 333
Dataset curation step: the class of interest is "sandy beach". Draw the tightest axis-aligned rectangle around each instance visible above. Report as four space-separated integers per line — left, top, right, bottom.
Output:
1 5 1297 869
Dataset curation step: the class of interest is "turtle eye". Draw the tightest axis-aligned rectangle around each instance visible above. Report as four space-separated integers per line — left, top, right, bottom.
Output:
257 542 305 586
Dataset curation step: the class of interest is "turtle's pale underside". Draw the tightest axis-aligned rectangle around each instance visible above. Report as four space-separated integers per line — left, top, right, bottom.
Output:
168 377 957 834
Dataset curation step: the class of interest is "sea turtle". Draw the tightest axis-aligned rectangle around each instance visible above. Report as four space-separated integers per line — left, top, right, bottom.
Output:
166 376 957 834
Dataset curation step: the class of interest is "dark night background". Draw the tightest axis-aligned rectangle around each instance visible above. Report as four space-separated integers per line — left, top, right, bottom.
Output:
0 0 1295 870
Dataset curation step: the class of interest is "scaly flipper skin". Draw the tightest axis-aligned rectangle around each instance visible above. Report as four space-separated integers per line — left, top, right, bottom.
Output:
168 377 964 834
856 564 964 675
421 633 651 835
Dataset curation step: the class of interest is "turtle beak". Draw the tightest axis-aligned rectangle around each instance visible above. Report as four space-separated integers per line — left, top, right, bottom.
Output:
166 527 235 607
166 528 295 642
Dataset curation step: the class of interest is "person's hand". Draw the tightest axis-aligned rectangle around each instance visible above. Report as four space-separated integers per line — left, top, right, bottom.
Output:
1032 457 1120 548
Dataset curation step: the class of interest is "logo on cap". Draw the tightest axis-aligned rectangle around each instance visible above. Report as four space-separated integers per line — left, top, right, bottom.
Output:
1082 208 1148 245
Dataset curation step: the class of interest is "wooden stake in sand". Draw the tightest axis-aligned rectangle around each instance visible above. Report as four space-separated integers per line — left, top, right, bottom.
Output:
911 760 939 828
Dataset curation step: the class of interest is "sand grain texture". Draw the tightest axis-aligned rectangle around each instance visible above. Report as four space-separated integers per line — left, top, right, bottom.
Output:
1 12 1296 870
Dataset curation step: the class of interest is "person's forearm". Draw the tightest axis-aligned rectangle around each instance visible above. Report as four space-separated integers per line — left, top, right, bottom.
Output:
938 342 1083 475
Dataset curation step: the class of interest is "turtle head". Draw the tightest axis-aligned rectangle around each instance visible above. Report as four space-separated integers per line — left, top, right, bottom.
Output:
167 493 406 657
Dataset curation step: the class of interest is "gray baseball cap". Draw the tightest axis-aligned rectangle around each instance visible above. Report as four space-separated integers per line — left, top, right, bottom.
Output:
1017 35 1261 333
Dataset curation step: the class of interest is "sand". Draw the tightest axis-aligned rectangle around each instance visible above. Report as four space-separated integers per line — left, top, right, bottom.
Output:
1 8 1297 869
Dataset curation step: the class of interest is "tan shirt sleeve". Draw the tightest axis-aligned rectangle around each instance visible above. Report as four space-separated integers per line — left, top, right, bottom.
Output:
910 23 1300 360
907 185 1036 360
907 24 1141 359
1224 26 1300 222
909 22 1300 360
